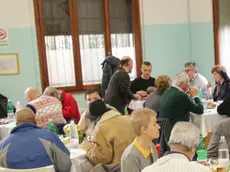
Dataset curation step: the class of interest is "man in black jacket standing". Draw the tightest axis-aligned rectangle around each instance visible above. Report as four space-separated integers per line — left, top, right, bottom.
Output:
105 56 139 114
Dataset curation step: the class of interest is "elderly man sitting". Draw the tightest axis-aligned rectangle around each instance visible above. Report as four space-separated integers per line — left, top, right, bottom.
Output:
159 73 204 125
142 122 211 172
0 108 71 171
25 87 66 130
44 87 81 123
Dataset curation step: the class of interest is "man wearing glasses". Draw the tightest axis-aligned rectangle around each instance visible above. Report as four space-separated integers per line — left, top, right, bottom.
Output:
184 62 208 99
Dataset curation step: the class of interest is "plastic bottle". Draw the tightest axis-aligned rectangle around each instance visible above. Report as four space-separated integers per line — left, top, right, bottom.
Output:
69 120 79 149
196 135 207 164
198 88 203 100
218 136 229 168
7 99 15 122
16 101 22 111
48 119 58 135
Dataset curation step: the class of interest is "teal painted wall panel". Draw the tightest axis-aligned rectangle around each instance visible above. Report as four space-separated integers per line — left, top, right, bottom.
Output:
143 24 192 77
0 28 39 106
190 22 215 81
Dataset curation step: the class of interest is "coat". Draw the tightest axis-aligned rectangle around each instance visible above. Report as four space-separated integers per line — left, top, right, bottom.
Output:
0 94 8 119
83 110 136 165
159 86 204 125
101 56 120 96
61 91 80 122
78 104 117 137
0 123 71 171
217 95 230 117
213 70 230 101
105 68 135 114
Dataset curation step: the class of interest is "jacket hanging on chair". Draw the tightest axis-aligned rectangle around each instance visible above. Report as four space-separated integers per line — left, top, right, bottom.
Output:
101 55 120 96
0 94 8 119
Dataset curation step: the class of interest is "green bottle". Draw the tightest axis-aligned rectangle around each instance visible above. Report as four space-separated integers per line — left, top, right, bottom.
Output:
196 135 207 163
198 88 203 100
7 99 15 121
48 119 58 135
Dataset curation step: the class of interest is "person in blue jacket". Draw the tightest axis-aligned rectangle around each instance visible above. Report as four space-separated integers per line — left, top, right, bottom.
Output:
0 107 71 171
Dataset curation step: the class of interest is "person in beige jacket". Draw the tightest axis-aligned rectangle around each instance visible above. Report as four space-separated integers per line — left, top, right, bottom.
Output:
78 88 117 137
82 99 136 165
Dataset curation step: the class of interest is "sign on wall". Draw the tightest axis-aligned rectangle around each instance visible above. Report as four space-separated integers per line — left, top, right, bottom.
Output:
0 28 8 47
0 53 19 75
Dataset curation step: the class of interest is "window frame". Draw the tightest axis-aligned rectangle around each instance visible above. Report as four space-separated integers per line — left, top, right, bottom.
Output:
33 0 143 93
212 0 220 65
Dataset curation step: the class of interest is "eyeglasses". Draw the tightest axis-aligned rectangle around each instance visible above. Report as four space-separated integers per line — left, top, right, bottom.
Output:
184 69 193 73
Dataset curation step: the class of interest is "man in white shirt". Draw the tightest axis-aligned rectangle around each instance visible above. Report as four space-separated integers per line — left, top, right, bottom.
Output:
184 62 208 98
142 122 211 172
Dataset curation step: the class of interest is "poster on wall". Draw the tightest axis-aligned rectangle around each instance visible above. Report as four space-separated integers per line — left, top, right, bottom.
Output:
0 53 19 75
0 28 8 47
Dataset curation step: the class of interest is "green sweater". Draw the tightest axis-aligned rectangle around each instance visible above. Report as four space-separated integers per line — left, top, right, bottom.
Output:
159 86 204 125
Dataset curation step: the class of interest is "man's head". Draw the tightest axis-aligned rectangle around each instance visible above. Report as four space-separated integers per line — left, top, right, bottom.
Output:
85 88 103 105
168 122 200 160
16 107 36 125
184 62 198 80
43 87 59 99
141 61 152 79
131 108 160 141
119 56 133 73
24 87 41 102
173 73 190 92
89 99 110 118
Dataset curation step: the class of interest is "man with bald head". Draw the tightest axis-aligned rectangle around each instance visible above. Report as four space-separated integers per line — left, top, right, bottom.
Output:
25 87 66 130
0 108 71 171
24 87 41 102
44 87 80 123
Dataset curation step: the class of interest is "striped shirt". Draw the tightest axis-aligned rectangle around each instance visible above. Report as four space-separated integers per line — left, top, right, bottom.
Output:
142 153 211 172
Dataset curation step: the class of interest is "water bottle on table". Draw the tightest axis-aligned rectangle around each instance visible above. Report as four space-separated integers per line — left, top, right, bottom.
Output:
69 120 79 149
218 136 229 168
196 135 208 165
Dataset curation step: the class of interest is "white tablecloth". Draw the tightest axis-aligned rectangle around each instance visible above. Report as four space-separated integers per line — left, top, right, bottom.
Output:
128 100 145 110
0 122 16 140
190 108 227 137
70 148 93 172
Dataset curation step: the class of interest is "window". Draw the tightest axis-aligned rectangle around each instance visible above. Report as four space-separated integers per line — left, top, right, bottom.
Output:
213 0 230 75
34 0 142 92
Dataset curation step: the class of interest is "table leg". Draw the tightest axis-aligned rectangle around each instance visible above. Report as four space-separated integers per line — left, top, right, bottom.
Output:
204 132 212 148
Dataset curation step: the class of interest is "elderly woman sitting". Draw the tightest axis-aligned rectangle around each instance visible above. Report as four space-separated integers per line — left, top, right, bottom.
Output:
144 75 171 114
211 65 230 101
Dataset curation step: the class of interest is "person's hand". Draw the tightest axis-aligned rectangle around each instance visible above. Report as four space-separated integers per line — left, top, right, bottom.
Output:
136 90 147 98
206 82 211 89
134 94 142 100
82 140 93 151
189 87 199 98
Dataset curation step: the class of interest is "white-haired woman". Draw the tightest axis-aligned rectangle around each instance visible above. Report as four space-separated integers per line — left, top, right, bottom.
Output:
142 122 211 172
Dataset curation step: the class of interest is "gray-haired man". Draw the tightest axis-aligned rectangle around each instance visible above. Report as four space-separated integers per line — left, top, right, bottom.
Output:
142 122 211 172
184 62 208 98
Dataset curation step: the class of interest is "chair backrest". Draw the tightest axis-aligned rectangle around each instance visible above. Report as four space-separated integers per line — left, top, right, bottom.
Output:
0 165 55 172
152 118 173 157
